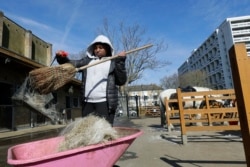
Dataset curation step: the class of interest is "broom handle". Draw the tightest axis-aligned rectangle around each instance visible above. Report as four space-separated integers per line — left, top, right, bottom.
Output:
76 44 153 71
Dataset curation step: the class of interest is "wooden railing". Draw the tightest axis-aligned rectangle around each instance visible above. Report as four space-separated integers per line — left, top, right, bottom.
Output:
140 106 161 117
165 88 240 144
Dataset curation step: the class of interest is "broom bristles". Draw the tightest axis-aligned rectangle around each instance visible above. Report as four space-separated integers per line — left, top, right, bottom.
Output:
29 63 77 94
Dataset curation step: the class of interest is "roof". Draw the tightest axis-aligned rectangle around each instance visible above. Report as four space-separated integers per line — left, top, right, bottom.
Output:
0 46 81 86
0 47 44 68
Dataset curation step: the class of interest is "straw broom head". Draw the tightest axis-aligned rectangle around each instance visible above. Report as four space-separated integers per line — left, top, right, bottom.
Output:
29 63 77 94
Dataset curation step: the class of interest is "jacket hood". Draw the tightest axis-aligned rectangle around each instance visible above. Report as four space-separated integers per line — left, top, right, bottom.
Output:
86 35 114 58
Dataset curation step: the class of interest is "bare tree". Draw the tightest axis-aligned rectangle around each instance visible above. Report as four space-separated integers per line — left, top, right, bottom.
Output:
160 73 179 89
96 19 170 85
178 70 210 88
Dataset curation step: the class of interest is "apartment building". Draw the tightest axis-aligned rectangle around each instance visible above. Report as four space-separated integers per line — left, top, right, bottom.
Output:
178 15 250 89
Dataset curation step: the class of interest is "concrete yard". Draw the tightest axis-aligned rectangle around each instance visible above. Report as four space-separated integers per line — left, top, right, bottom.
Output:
114 116 246 167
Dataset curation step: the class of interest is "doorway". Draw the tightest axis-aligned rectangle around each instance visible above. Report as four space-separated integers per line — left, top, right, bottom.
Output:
0 82 13 130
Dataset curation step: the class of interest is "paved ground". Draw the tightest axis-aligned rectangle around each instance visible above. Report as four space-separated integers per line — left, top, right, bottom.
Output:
114 116 246 167
0 116 247 167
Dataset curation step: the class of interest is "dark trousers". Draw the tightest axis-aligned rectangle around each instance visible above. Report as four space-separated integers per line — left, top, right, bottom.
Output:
82 101 115 125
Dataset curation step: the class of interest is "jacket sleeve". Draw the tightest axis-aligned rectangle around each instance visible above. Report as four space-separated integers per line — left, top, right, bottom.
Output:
114 56 127 85
69 56 90 68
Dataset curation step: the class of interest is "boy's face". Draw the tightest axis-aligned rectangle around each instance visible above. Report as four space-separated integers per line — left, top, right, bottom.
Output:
94 44 107 58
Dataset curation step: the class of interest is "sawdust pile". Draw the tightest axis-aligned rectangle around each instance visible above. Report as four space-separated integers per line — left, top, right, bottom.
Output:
58 115 118 152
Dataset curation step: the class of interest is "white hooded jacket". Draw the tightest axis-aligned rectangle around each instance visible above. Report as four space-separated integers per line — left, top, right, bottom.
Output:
69 35 127 111
84 35 114 102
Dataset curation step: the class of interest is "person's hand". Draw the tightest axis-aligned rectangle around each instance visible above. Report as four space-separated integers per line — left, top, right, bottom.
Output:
56 50 70 64
56 50 68 57
118 51 126 57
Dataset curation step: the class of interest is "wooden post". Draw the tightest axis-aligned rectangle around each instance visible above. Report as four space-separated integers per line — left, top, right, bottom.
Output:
229 43 250 166
205 95 212 126
177 88 187 144
165 97 171 132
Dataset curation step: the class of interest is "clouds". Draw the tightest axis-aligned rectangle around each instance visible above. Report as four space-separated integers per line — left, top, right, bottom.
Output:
11 15 52 31
60 0 83 48
0 0 250 85
6 12 61 40
189 0 250 28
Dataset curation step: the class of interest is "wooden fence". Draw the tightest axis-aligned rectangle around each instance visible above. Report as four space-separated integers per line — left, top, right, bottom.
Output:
144 106 161 117
162 43 250 166
165 88 240 144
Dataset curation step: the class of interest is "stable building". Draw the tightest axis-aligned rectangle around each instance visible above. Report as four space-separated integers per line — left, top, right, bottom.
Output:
0 11 82 132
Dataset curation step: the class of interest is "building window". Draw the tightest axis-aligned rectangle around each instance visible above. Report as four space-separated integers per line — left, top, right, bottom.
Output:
153 95 158 100
143 96 148 101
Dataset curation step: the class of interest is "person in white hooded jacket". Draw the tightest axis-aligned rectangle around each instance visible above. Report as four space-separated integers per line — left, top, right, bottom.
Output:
56 35 127 125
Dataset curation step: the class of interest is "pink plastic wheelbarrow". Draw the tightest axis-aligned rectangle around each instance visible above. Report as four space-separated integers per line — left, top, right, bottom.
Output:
7 127 142 167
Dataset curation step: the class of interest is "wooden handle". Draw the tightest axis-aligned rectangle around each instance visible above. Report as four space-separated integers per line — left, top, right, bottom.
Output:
76 44 153 71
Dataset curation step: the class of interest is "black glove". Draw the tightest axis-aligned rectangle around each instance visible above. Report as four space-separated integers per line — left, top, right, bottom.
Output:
56 50 70 64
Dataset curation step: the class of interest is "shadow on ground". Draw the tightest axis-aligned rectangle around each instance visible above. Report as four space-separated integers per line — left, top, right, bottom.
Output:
160 155 246 167
161 132 242 145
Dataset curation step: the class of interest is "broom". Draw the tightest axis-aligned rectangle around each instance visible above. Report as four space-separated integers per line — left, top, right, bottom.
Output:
29 44 153 94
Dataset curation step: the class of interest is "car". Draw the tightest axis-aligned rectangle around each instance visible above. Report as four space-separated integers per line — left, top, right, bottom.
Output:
115 107 138 117
129 110 137 117
116 109 123 117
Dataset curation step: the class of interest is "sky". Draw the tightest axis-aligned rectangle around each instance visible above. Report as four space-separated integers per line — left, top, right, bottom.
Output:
1 0 250 85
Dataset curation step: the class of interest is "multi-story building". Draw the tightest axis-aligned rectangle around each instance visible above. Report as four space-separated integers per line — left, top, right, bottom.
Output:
178 15 250 89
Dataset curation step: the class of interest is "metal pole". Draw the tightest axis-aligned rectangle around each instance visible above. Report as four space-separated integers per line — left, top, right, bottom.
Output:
135 95 139 117
126 94 129 118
